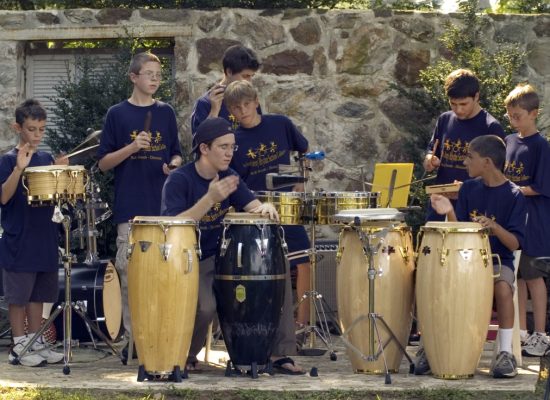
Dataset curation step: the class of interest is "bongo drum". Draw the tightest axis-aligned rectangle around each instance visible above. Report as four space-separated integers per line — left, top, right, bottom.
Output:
214 212 286 373
416 222 493 379
23 165 87 204
335 209 414 373
254 191 305 225
127 216 199 379
317 191 380 225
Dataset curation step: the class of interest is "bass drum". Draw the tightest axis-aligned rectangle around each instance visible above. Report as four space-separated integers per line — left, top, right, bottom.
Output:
54 260 123 342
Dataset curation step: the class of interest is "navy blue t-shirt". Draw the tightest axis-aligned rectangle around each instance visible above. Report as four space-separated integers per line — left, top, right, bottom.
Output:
505 132 550 257
160 162 256 260
0 150 59 272
229 114 308 192
455 178 526 270
190 90 262 134
427 110 505 185
97 100 182 224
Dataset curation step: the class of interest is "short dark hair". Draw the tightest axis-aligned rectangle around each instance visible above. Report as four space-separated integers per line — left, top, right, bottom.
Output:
15 99 47 125
504 83 539 112
128 51 161 75
469 135 506 171
222 45 260 75
444 69 480 99
194 140 212 159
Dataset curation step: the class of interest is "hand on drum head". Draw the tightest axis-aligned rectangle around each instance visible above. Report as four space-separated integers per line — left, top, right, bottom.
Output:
430 194 454 216
207 174 239 203
249 202 280 222
54 153 69 166
472 215 497 232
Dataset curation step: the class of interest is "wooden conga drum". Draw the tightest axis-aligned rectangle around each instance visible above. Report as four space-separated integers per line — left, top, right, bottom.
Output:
335 209 414 374
127 216 199 381
214 213 286 378
416 221 493 379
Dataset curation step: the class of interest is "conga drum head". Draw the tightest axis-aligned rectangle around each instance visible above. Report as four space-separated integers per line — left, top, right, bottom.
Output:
422 221 487 233
131 216 196 225
333 208 405 226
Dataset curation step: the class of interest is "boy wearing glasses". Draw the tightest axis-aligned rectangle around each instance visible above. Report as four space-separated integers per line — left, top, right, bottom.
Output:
423 69 505 221
503 84 550 357
161 117 278 371
97 52 182 358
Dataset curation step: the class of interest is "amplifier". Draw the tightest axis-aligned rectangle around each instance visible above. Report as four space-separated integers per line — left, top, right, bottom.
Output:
313 240 339 322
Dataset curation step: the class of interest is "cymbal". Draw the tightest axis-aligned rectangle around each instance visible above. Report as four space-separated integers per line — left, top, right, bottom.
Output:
66 144 99 165
70 130 102 153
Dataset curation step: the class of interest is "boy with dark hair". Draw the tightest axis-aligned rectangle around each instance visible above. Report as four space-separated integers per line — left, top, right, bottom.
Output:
423 68 506 221
0 99 65 366
425 135 527 378
190 45 261 133
97 52 182 356
224 80 310 373
503 83 550 356
160 117 283 371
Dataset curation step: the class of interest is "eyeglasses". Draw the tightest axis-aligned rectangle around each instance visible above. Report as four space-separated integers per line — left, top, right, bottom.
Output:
504 113 525 122
216 144 239 152
137 71 162 80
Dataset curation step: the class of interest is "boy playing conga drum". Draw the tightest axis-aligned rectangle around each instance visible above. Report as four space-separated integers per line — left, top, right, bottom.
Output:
427 135 527 378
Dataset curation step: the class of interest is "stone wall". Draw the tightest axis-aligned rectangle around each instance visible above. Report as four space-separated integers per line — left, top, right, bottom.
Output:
0 8 548 190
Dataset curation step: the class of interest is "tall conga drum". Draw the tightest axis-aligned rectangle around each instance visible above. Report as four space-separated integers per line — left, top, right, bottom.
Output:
335 209 414 373
127 216 199 382
214 213 286 377
416 221 493 379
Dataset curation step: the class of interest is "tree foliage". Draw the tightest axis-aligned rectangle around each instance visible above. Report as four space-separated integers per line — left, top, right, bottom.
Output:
496 0 549 14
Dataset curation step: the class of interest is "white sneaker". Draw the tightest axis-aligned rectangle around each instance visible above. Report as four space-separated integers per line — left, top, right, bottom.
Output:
8 339 47 367
522 332 550 357
30 336 64 364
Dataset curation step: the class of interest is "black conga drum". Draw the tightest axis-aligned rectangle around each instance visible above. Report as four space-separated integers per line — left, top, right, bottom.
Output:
214 212 286 377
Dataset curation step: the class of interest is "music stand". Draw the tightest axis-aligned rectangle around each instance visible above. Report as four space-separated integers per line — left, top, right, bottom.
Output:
371 163 414 208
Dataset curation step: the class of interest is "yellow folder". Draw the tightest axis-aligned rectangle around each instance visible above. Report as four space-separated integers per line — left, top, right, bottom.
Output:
371 163 414 208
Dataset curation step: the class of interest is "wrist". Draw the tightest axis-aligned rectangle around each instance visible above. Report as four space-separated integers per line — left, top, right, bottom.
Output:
13 165 23 173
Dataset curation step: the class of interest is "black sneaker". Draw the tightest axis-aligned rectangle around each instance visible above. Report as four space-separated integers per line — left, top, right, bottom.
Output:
122 342 138 360
413 347 431 375
493 351 517 378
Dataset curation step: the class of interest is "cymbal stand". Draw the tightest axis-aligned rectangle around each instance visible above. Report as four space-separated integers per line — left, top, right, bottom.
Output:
14 203 123 374
292 155 337 360
338 219 414 384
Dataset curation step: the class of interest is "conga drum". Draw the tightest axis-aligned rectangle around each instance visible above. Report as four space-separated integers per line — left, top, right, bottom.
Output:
416 222 493 379
335 209 414 373
127 216 199 381
214 212 286 376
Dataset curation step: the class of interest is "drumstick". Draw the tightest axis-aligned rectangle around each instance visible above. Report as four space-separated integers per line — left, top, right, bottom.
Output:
432 139 439 157
143 111 152 133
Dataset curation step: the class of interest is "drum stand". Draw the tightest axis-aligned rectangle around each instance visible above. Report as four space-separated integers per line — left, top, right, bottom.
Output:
12 209 123 374
339 221 414 384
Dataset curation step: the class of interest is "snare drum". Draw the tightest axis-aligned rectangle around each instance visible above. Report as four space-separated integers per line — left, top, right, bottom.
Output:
317 191 380 224
23 165 87 204
254 191 305 225
215 212 287 372
335 209 414 374
128 216 199 379
416 222 493 379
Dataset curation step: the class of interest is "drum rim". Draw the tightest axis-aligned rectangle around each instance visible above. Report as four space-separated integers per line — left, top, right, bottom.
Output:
222 217 278 224
24 165 85 172
421 221 488 233
320 191 380 198
254 190 305 198
131 216 196 225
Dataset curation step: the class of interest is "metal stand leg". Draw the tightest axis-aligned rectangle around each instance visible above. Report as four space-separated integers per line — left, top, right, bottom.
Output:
13 214 123 374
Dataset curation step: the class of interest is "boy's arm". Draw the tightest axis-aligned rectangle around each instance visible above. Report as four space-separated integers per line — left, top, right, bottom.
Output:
1 144 33 205
474 216 520 251
98 131 150 172
519 186 539 196
430 194 457 221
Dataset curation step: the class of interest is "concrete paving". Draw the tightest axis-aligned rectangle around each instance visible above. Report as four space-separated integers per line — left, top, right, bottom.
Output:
0 335 540 395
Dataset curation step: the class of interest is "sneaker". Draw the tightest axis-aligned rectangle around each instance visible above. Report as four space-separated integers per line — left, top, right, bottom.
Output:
413 347 431 375
493 351 518 378
521 332 549 357
8 339 47 367
30 336 63 364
